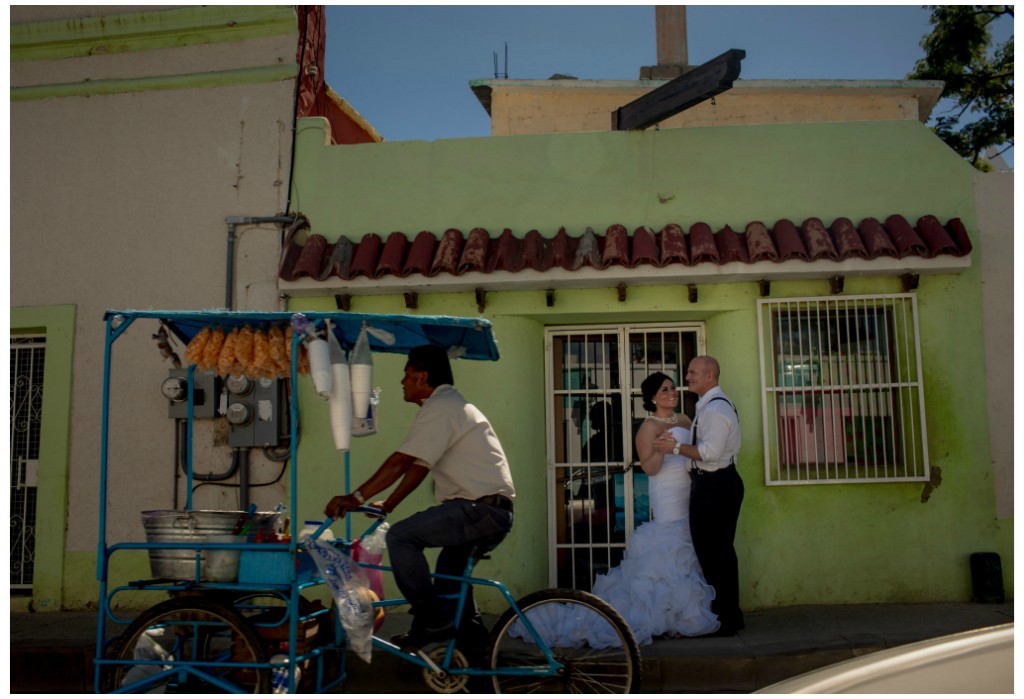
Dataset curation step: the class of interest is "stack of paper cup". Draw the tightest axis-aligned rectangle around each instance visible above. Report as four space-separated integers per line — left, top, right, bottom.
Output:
350 361 372 420
329 360 352 451
307 338 332 399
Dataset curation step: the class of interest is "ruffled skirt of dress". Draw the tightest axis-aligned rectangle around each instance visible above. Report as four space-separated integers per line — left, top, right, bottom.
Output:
592 518 719 645
508 519 719 649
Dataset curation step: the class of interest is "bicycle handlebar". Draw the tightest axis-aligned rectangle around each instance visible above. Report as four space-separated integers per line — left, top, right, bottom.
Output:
312 506 387 542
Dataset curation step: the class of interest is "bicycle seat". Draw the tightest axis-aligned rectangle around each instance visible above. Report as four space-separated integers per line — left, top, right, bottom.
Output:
468 545 492 562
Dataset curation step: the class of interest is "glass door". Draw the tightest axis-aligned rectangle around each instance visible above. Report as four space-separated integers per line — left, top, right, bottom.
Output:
546 324 703 590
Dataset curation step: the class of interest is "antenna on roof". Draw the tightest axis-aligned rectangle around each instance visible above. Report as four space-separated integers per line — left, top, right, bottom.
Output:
493 42 508 79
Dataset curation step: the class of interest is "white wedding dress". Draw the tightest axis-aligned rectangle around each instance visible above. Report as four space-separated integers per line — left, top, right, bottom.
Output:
589 425 720 644
511 426 719 647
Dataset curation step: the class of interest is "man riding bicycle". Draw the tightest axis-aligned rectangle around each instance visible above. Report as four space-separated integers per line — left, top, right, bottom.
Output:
325 344 515 652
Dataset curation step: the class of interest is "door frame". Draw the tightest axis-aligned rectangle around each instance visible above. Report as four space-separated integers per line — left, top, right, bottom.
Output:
544 322 705 589
10 305 76 610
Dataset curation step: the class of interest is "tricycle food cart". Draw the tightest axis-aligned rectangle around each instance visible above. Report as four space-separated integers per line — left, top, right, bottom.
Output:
94 309 641 693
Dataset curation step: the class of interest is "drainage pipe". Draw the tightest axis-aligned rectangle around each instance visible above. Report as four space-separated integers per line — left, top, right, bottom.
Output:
224 215 297 310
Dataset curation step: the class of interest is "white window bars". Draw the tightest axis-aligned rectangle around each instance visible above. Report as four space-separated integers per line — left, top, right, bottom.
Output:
757 294 929 484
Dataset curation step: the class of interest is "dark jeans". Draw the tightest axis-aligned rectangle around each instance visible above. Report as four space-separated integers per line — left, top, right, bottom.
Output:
387 498 513 634
689 464 744 630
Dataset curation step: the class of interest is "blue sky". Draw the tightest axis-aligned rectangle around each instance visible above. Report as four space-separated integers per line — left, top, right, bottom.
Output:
323 5 1012 167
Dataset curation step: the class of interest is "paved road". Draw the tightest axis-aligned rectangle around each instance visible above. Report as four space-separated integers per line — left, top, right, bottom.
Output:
11 600 1014 693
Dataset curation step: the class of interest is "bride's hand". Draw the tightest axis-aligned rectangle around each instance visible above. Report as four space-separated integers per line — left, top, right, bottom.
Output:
654 432 676 453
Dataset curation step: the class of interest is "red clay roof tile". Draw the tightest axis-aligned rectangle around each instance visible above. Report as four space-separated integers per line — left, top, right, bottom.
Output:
602 225 630 269
801 218 840 261
279 215 973 284
885 214 929 258
689 222 719 264
915 215 959 258
630 226 659 267
716 225 748 264
772 219 807 261
661 223 689 265
404 231 438 277
745 221 778 262
294 233 329 279
490 228 522 272
460 228 490 274
831 217 869 259
858 217 899 258
550 228 576 270
944 218 973 256
431 229 464 277
349 232 382 278
378 232 408 277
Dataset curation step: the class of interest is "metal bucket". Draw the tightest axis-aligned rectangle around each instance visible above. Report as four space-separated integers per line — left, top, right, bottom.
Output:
141 510 277 580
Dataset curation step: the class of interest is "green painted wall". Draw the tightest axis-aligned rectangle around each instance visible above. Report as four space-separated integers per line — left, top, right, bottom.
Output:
11 6 297 62
286 117 1011 610
290 117 972 238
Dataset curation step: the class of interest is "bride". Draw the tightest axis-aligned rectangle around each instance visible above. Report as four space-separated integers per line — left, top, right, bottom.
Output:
514 372 719 648
590 371 720 643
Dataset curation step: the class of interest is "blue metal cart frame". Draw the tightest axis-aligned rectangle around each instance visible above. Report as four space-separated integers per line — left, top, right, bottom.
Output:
93 309 499 693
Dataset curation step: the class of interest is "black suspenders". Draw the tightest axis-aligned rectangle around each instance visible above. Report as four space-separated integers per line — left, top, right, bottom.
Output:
691 396 738 471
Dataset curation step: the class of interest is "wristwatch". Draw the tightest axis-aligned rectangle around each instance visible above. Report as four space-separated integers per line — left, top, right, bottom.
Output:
672 443 682 455
351 489 365 505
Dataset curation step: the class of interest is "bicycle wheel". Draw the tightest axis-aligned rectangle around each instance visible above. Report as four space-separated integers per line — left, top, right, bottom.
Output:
101 596 271 693
487 588 642 693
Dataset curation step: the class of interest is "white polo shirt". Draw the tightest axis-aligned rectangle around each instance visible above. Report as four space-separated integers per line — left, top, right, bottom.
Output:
397 384 516 502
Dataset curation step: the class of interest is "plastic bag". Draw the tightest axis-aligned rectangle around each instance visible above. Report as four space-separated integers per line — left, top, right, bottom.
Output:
303 535 374 662
352 522 388 631
358 521 389 555
352 552 385 630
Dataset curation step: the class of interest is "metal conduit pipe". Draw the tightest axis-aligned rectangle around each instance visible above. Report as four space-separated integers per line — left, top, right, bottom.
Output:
238 448 251 511
224 215 297 310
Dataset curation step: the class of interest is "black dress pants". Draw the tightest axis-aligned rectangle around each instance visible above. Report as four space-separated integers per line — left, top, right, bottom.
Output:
689 464 745 630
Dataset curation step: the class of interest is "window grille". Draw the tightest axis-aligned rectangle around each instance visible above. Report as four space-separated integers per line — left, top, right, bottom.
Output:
11 335 45 588
757 295 928 484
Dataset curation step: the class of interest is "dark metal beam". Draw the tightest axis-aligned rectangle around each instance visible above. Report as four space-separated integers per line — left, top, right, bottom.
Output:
612 48 745 131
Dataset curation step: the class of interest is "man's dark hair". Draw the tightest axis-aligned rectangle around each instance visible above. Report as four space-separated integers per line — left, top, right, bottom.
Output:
407 344 454 387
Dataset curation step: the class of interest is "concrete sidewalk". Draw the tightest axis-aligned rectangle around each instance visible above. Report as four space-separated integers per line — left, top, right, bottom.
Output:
10 600 1013 693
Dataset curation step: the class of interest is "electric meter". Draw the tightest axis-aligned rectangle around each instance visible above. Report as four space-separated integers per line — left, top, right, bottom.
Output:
226 402 253 426
225 374 253 396
161 376 187 402
226 376 286 448
162 369 219 419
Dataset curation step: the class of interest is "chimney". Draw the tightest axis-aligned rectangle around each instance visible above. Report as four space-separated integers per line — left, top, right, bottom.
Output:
640 6 692 80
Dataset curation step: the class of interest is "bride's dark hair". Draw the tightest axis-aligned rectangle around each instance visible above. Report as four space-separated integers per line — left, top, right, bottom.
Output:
640 371 673 412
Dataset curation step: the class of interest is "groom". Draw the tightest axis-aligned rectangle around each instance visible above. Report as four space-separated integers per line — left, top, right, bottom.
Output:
675 355 745 635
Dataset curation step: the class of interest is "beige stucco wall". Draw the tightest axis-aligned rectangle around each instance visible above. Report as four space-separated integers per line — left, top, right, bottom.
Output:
476 79 943 136
974 171 1014 520
10 6 299 609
